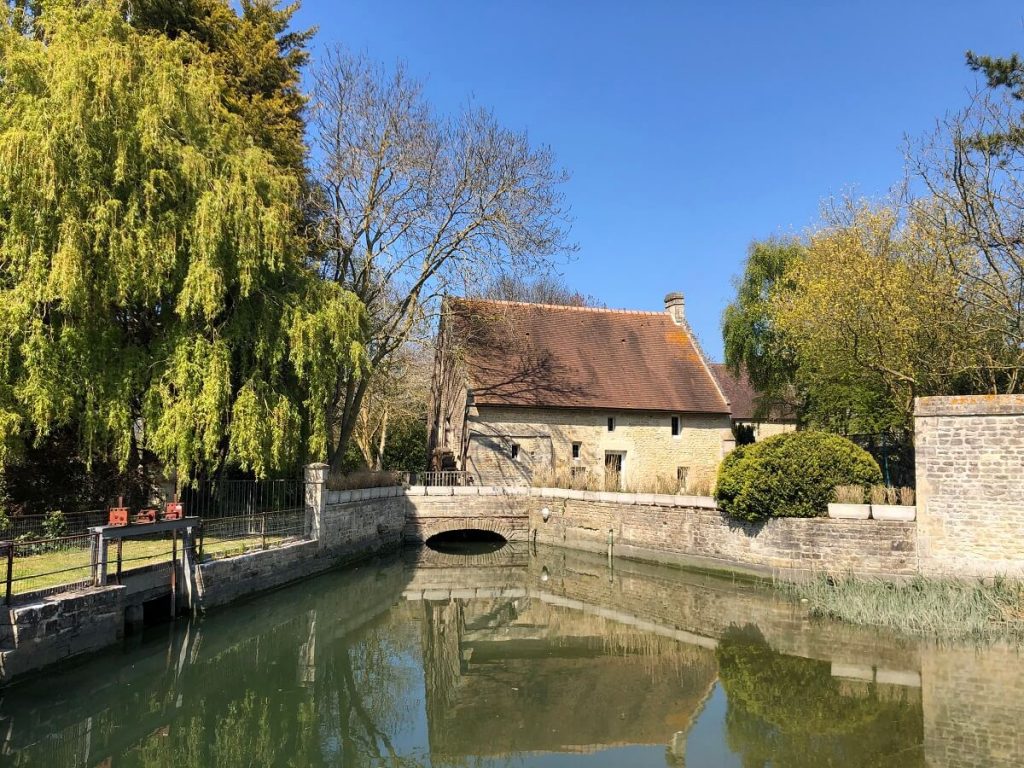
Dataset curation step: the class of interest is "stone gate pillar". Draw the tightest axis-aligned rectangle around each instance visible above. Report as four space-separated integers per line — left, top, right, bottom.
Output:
305 463 328 548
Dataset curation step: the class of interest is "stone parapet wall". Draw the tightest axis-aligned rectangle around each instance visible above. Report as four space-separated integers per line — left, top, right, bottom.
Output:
399 485 917 578
915 395 1024 577
523 493 917 578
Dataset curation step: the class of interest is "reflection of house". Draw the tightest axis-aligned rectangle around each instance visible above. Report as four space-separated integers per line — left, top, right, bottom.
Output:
428 293 734 489
710 364 797 442
419 596 718 760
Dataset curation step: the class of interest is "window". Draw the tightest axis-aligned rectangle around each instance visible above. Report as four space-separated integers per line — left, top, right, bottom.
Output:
607 417 616 432
510 443 520 459
571 442 581 460
671 415 680 436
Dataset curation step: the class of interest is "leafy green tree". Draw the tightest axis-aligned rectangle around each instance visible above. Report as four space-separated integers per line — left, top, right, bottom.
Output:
129 0 312 174
722 238 803 419
0 0 363 480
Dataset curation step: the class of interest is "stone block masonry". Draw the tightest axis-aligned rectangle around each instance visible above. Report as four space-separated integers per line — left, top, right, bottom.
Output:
0 587 126 680
523 492 917 578
915 395 1024 577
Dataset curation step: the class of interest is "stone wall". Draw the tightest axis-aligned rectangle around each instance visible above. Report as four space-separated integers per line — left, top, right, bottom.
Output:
915 395 1024 577
402 487 531 542
465 405 732 488
197 486 407 610
523 490 917 578
395 485 917 578
0 587 126 680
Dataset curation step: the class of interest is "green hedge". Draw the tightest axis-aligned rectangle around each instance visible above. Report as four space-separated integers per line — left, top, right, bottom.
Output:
714 431 881 521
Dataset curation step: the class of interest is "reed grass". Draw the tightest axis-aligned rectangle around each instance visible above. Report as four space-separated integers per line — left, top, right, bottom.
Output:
326 469 402 491
784 573 1024 641
833 484 866 504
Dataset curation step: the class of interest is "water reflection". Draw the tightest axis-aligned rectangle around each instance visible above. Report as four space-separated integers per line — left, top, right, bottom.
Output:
1 545 1021 767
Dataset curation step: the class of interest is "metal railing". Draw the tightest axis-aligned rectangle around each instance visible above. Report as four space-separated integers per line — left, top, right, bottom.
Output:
182 477 304 520
405 471 471 487
0 477 311 603
3 533 96 603
198 506 308 561
6 509 107 539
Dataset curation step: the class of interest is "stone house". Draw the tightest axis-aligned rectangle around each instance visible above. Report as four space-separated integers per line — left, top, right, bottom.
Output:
427 292 738 490
710 363 797 442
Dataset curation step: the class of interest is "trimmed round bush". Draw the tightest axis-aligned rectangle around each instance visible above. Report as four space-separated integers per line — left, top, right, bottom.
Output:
714 431 881 521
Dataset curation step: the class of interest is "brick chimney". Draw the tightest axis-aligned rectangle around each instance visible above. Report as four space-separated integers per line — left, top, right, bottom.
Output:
664 292 685 325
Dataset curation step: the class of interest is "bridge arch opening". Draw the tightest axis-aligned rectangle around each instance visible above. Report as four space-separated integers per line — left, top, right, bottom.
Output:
425 528 507 555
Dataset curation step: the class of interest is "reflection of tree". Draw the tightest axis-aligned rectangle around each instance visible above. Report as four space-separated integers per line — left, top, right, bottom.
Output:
110 614 425 767
716 626 925 767
315 618 425 768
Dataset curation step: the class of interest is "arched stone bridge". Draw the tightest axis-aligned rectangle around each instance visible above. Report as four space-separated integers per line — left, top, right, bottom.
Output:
403 488 530 543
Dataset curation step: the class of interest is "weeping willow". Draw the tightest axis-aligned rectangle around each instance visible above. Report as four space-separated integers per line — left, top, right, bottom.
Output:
0 1 365 478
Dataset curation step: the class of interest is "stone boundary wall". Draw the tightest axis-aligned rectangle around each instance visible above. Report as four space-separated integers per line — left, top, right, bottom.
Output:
397 484 917 578
915 395 1024 577
520 491 917 578
197 493 407 610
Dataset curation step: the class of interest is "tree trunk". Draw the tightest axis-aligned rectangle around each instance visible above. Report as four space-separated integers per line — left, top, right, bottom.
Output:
373 408 389 472
330 375 371 473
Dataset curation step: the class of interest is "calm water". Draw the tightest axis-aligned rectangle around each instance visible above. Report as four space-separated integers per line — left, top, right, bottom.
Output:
3 544 1022 767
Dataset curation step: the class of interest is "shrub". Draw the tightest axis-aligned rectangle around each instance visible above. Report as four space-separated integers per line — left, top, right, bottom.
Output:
41 510 68 539
714 431 881 521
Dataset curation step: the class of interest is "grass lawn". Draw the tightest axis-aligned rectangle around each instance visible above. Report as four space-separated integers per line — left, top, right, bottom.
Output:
9 533 299 597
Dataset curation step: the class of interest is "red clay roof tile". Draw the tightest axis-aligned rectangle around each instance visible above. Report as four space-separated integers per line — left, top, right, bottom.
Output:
447 298 730 414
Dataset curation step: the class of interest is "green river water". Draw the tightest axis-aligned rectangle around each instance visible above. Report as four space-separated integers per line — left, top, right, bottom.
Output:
2 543 1021 767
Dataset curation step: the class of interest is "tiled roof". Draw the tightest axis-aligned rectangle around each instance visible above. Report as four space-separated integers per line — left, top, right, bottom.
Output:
446 298 730 414
710 363 797 422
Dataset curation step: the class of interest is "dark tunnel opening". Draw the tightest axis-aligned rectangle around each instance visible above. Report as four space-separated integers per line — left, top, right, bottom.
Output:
425 529 508 555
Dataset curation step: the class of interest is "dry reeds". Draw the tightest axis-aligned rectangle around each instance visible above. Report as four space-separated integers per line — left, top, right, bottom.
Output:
868 485 915 506
833 485 866 504
326 469 403 491
531 467 715 496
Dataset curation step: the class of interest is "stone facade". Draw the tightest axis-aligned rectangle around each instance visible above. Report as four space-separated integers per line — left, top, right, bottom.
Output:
915 395 1024 577
465 406 732 489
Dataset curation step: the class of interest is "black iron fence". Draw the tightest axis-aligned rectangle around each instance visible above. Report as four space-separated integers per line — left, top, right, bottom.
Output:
181 477 304 519
199 507 308 561
401 471 471 487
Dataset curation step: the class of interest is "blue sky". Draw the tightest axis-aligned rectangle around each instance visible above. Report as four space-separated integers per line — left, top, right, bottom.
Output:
293 1 1024 360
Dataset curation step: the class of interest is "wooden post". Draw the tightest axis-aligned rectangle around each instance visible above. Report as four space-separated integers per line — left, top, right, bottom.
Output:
116 539 123 585
261 511 267 551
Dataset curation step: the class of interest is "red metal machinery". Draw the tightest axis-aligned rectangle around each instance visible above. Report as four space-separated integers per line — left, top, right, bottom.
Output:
108 498 130 527
134 508 158 525
162 501 184 521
